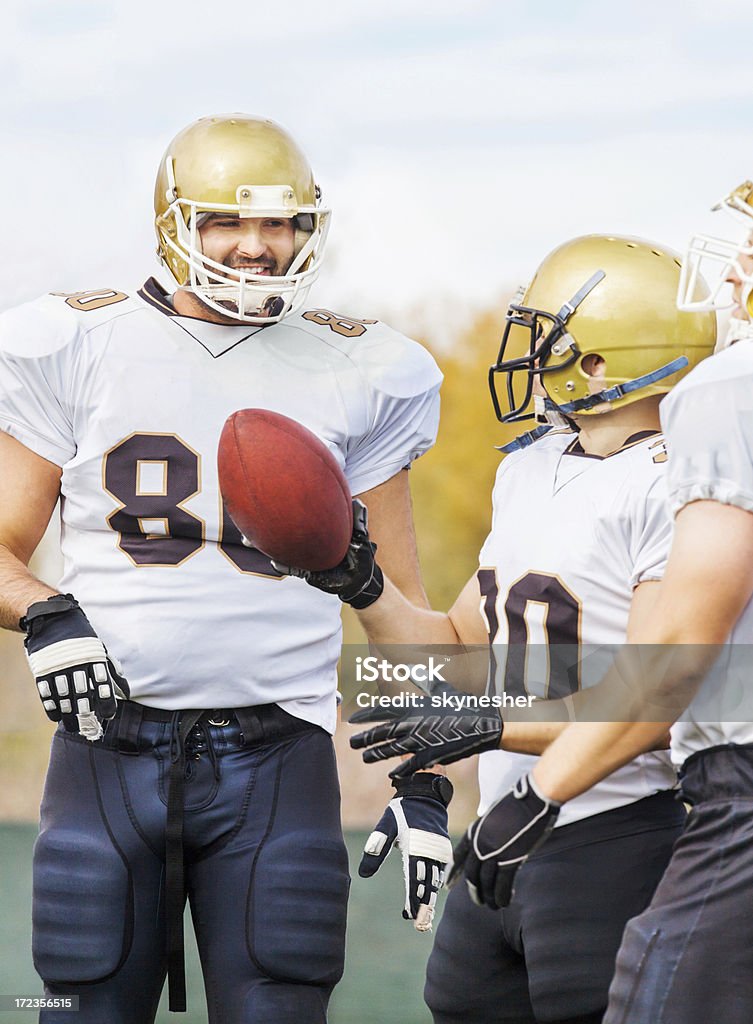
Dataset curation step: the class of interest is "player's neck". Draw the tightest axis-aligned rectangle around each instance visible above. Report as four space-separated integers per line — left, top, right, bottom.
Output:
572 395 663 457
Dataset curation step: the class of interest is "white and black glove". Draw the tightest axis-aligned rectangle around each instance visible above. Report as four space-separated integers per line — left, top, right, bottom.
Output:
21 593 129 742
447 773 560 909
350 682 503 777
272 499 384 609
360 772 454 932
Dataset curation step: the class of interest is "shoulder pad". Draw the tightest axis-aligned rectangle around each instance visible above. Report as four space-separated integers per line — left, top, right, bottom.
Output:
610 434 668 478
49 288 131 316
294 309 442 399
0 288 133 358
673 343 753 397
297 308 380 340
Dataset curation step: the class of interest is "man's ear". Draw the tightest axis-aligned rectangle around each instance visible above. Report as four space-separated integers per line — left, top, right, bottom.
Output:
581 354 606 395
581 353 606 379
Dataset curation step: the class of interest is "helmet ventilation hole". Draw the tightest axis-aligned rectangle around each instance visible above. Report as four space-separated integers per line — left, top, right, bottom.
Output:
581 353 606 378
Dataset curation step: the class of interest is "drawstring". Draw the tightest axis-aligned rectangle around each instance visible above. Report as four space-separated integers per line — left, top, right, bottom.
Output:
202 722 221 782
183 719 222 782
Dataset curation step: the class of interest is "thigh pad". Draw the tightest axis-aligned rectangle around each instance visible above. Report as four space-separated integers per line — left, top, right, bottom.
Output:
247 832 349 986
33 827 131 984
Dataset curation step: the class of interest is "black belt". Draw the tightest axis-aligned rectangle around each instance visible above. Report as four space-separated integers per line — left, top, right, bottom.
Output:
103 701 313 754
103 701 316 1013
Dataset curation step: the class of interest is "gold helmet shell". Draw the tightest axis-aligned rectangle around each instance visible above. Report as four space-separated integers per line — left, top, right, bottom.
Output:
490 234 717 421
153 114 329 323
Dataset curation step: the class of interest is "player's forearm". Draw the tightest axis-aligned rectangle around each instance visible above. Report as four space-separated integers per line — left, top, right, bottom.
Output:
355 578 491 694
501 721 568 755
504 638 713 729
501 718 670 758
525 642 717 803
531 719 673 803
355 576 461 645
0 543 57 631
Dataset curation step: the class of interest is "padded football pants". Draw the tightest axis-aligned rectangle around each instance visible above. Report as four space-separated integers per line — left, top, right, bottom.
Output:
32 706 350 1023
425 791 685 1024
604 744 753 1024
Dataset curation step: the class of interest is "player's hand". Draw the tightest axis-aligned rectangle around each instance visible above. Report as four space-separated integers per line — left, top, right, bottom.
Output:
21 593 130 742
447 773 560 909
272 499 384 609
349 682 503 777
359 772 454 932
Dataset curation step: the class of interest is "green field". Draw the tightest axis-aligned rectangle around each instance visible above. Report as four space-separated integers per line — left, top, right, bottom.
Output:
0 824 444 1023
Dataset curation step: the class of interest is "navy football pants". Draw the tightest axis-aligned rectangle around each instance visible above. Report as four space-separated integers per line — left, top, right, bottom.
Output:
32 710 350 1023
425 791 685 1024
605 744 753 1024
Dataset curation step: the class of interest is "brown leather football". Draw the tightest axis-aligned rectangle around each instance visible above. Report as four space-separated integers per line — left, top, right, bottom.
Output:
218 409 353 571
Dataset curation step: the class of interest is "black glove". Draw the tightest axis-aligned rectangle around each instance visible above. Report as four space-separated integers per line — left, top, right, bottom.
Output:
21 594 130 741
272 499 383 609
447 772 560 909
349 682 503 777
360 772 454 932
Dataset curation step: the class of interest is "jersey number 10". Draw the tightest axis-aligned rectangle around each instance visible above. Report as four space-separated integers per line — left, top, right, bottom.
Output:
478 568 582 700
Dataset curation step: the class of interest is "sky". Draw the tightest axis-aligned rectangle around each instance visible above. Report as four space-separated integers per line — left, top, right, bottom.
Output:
3 0 752 339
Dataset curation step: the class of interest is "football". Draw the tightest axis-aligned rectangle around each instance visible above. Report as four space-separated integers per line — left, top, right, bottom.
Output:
217 408 353 571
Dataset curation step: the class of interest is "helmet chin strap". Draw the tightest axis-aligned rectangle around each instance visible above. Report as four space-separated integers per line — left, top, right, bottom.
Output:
497 356 689 454
550 355 689 415
496 423 555 454
534 394 570 428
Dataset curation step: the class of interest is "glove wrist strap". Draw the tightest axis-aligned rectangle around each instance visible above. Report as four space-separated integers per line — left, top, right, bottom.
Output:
19 593 79 633
346 564 384 610
525 770 562 809
392 772 454 806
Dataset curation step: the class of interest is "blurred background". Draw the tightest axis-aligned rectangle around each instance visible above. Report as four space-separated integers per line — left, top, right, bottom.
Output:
2 0 752 1019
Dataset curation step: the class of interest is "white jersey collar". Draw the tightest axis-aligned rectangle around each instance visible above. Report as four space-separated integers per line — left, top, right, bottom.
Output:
137 277 267 358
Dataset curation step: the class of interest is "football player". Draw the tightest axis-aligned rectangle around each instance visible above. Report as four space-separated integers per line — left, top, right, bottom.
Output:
295 234 716 1024
476 182 753 1024
0 114 446 1023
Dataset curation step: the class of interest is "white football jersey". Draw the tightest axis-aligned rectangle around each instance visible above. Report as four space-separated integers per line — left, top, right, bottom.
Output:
477 429 677 826
662 342 753 762
0 281 442 732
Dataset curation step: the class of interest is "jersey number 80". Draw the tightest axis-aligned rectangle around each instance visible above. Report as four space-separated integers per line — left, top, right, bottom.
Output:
102 431 282 579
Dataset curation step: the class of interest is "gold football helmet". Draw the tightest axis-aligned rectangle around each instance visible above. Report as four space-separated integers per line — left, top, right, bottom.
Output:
154 114 330 324
489 234 716 426
677 180 753 347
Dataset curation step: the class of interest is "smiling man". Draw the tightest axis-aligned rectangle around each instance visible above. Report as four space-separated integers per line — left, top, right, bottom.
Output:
174 212 297 318
0 114 443 1023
